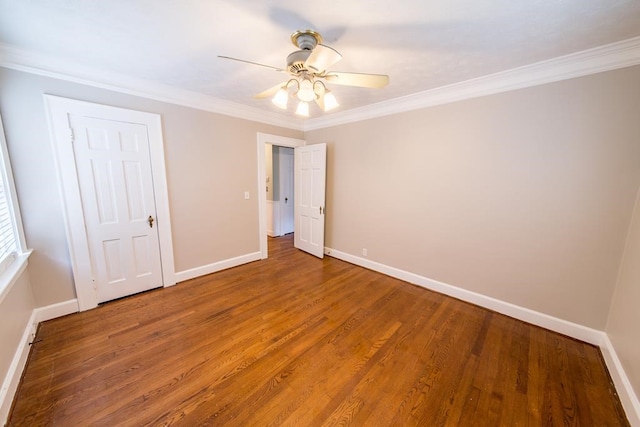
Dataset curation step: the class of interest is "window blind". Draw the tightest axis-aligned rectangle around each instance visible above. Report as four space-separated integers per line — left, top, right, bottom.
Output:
0 167 17 275
0 115 20 276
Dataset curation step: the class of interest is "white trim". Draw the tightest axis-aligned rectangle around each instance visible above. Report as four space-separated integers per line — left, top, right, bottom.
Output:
266 200 278 237
1 262 637 425
174 252 261 283
305 36 640 130
257 133 305 259
0 251 31 306
2 37 639 132
0 298 77 425
324 247 603 343
600 335 640 426
0 310 36 426
0 114 28 255
33 299 79 323
325 246 640 423
146 114 176 288
44 95 176 311
0 113 31 307
0 43 304 131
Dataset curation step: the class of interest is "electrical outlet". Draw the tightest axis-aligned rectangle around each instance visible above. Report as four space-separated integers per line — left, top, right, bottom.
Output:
362 248 368 257
244 191 250 199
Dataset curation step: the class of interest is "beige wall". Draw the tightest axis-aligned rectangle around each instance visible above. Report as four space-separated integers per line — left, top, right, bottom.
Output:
1 63 639 332
0 67 302 306
607 187 640 398
2 58 640 420
306 65 640 329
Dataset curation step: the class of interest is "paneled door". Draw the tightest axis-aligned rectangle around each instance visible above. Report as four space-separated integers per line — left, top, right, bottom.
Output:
69 115 163 303
294 143 326 258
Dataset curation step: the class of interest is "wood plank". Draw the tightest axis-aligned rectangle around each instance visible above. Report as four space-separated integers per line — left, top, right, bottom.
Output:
8 234 630 426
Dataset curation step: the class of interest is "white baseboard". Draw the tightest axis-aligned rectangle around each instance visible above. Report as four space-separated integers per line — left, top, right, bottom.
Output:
34 299 78 323
174 252 261 283
324 247 640 424
0 298 77 426
4 253 637 425
0 311 36 426
599 335 640 426
325 247 602 343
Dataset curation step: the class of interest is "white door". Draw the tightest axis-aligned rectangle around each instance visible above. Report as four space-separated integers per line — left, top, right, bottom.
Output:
279 147 294 234
295 143 326 258
69 115 163 303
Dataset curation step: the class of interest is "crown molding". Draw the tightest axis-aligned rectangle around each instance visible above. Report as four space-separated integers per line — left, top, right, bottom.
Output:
2 37 640 133
0 43 304 131
304 36 640 131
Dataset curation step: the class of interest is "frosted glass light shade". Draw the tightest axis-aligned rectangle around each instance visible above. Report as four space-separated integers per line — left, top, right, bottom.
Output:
297 79 315 102
295 101 309 117
323 92 339 111
272 88 288 109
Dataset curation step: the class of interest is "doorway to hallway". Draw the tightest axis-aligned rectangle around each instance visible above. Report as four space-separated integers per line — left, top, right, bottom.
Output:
257 133 327 259
257 133 305 258
266 145 294 238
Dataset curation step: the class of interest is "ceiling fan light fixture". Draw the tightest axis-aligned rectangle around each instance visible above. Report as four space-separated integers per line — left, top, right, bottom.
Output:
220 29 388 117
295 101 309 117
272 87 289 109
297 78 315 102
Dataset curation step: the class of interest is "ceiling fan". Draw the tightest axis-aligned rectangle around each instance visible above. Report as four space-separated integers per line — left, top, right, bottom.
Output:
218 29 390 116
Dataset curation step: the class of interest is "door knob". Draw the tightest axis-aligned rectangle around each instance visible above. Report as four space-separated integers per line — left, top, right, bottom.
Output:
148 215 154 228
285 197 288 203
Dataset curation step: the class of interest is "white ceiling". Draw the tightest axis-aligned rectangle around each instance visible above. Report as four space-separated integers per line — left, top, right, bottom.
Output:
1 0 640 123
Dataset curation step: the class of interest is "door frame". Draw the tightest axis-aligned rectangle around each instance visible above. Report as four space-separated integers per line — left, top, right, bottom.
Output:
45 95 176 311
256 132 305 259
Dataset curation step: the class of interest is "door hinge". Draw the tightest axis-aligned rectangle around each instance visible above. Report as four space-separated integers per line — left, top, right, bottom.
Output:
69 128 75 144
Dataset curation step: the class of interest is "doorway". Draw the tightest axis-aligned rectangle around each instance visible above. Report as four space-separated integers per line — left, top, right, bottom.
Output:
45 95 175 311
257 133 305 258
266 145 294 237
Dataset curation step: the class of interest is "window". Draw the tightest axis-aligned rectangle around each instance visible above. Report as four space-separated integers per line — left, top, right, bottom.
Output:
0 113 28 288
0 175 18 274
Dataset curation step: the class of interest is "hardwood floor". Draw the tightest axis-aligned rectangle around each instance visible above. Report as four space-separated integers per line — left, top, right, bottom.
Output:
9 235 629 426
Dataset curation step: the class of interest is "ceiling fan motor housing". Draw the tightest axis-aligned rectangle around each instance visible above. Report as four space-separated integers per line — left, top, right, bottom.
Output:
286 50 312 74
287 30 322 74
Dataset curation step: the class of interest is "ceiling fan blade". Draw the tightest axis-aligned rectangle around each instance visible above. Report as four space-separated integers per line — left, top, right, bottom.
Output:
218 56 286 72
304 44 342 73
324 71 389 88
254 82 287 99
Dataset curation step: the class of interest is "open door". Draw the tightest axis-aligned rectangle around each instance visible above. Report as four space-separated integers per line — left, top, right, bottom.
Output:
294 143 326 258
